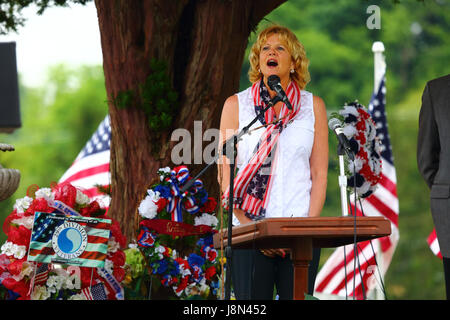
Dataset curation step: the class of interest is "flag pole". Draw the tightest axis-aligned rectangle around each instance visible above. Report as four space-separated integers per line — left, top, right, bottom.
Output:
371 41 385 300
372 41 385 91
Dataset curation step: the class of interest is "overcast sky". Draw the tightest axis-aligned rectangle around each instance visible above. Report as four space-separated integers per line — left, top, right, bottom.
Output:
0 2 102 87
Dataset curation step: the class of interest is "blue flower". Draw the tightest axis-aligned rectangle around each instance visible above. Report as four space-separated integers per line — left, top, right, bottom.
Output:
188 253 205 267
154 185 172 199
197 235 213 247
170 260 180 276
152 259 168 274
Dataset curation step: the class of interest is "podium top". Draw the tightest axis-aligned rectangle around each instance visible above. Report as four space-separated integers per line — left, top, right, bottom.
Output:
213 216 391 250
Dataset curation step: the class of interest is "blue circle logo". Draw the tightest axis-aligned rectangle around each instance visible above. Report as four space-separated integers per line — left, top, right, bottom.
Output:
52 221 88 260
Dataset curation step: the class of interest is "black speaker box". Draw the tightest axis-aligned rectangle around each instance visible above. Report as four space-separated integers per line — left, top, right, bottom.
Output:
0 42 21 133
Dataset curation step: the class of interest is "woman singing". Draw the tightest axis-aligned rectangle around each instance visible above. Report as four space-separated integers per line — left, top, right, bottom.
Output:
218 25 328 299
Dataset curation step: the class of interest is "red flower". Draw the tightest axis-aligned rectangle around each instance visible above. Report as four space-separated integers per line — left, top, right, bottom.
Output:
7 258 25 276
25 198 52 216
113 266 125 282
53 183 77 208
2 277 30 298
155 198 169 212
80 200 101 217
205 266 217 280
175 276 189 294
109 250 126 267
200 197 217 213
7 225 31 247
110 219 127 248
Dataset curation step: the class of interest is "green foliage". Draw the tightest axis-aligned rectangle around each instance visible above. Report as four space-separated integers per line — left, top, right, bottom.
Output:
0 64 107 243
111 58 178 135
139 58 179 132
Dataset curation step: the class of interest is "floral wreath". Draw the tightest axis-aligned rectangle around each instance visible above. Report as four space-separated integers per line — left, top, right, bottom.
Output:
0 183 127 300
333 101 382 198
133 165 221 299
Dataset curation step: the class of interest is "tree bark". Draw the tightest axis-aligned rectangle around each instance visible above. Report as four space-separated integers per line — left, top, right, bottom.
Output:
94 0 285 241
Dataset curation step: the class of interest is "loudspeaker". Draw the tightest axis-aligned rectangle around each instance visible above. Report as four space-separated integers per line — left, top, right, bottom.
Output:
0 42 21 133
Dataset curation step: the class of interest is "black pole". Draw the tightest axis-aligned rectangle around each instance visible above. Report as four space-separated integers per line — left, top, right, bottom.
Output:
179 96 280 300
224 135 237 300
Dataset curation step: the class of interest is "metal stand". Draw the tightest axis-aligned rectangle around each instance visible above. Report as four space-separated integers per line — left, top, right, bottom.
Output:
338 142 349 216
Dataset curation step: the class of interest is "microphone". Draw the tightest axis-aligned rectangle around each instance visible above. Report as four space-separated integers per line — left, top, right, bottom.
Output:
267 75 293 110
328 118 354 160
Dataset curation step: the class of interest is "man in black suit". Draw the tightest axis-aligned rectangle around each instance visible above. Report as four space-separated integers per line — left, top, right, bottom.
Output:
417 73 450 300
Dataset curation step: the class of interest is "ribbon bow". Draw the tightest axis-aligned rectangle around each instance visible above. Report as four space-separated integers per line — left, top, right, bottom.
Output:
164 166 206 222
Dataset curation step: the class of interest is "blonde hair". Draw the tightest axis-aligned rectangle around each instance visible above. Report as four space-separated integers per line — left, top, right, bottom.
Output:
248 25 310 89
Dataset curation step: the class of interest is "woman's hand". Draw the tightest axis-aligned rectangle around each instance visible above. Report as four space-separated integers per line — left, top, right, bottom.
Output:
260 248 289 258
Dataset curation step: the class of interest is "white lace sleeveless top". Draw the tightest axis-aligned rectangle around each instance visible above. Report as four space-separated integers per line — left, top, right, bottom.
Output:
232 86 315 226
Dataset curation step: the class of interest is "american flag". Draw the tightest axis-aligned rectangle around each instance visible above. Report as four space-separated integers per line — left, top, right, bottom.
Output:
81 282 108 300
428 229 442 259
28 212 112 268
314 74 400 299
33 263 50 286
58 115 111 206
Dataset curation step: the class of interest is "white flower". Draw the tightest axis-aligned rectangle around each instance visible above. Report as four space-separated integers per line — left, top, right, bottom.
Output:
14 244 27 259
158 167 171 181
13 196 33 213
339 105 359 118
138 190 160 219
35 188 54 202
194 213 218 227
11 215 34 230
108 236 120 253
343 124 357 139
104 259 114 275
347 157 363 173
1 241 27 259
31 285 51 300
76 190 90 206
68 293 87 300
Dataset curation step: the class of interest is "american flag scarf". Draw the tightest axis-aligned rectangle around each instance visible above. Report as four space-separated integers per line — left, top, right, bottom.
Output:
222 79 302 220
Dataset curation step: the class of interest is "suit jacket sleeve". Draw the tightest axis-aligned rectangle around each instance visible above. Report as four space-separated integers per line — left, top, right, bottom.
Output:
417 82 440 189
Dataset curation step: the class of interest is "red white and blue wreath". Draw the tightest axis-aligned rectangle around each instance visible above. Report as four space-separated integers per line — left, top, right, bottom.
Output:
135 165 221 299
333 101 382 198
0 183 127 300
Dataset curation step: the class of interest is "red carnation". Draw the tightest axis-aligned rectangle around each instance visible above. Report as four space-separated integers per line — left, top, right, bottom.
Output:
155 198 169 212
6 258 25 276
109 250 126 267
7 225 31 247
109 219 127 248
113 266 125 282
2 277 30 298
175 276 189 294
26 198 52 215
205 266 217 280
200 197 217 213
80 200 101 217
53 183 77 208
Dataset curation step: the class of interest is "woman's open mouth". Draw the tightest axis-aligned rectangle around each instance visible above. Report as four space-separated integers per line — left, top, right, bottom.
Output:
267 59 278 67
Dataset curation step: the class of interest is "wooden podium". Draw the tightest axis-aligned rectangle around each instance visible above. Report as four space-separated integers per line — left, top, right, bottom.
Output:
213 216 391 300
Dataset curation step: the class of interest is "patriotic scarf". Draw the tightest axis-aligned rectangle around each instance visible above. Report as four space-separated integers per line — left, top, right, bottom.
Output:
222 78 302 221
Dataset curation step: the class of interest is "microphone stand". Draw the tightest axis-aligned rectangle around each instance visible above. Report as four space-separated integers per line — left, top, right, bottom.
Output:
180 96 281 300
337 142 349 216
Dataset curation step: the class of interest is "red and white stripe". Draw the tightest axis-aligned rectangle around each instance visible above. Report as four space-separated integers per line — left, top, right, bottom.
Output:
315 153 399 299
428 229 442 259
59 150 110 206
222 81 301 218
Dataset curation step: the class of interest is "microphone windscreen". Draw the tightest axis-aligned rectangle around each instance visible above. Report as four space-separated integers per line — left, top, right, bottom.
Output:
267 75 280 90
328 117 341 131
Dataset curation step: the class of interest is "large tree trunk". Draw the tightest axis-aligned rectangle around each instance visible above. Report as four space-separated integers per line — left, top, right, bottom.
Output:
94 0 285 241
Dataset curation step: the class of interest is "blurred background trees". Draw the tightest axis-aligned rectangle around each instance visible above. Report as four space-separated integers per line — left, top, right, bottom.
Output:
0 0 448 299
